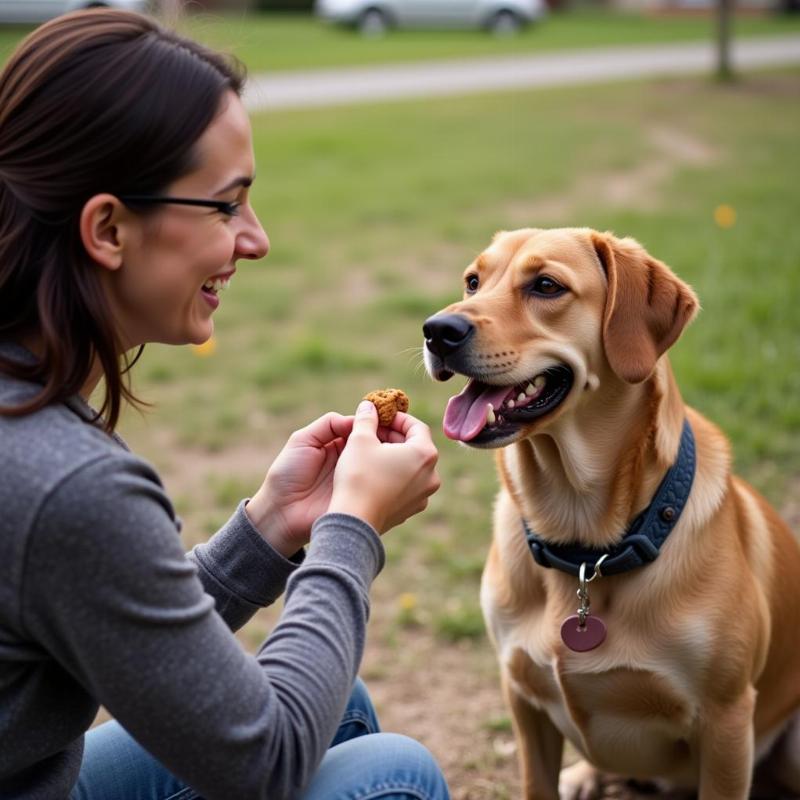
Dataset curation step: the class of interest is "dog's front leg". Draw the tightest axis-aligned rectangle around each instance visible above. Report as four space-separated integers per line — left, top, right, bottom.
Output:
503 674 563 800
697 688 756 800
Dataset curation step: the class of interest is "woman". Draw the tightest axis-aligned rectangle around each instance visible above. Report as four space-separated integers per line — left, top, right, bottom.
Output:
0 9 447 800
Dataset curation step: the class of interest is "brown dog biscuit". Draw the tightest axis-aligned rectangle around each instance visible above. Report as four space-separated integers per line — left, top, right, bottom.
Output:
363 388 410 427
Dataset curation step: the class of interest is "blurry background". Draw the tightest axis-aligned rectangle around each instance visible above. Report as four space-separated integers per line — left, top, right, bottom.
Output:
3 2 799 796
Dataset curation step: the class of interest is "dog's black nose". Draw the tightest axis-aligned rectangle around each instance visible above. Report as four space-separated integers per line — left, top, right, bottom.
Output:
423 314 474 358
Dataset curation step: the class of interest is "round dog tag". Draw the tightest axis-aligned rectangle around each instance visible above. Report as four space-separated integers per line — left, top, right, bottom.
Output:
560 615 607 652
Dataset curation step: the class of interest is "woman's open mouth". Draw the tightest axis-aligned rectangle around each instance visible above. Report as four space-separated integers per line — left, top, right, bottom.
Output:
200 276 232 309
443 365 574 445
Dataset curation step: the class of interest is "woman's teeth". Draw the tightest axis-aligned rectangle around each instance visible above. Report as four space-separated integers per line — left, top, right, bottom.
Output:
202 277 231 293
485 375 547 427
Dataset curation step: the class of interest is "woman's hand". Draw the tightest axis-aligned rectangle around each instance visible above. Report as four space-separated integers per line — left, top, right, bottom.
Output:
246 402 441 555
327 401 441 535
246 412 356 556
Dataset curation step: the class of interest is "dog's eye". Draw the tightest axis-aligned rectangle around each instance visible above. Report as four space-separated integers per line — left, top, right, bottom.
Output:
531 276 566 297
465 275 480 293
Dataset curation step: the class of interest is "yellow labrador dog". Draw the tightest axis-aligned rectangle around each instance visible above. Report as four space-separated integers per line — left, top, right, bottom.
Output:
422 228 800 800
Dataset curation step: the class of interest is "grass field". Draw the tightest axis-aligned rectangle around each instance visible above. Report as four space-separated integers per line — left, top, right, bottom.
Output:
104 64 800 796
180 10 800 71
2 9 800 70
126 71 800 494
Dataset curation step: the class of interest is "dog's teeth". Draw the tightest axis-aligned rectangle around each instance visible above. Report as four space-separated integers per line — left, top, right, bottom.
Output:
525 383 535 396
534 375 546 388
517 392 526 403
507 399 515 408
486 405 496 425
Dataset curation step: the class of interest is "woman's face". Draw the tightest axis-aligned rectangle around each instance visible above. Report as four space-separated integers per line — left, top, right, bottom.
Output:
107 91 269 348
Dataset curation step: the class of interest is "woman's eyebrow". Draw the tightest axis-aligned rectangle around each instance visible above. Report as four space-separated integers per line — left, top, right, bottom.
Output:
214 174 254 195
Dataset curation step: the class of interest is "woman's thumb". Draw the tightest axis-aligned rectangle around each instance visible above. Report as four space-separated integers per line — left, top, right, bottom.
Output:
352 400 378 434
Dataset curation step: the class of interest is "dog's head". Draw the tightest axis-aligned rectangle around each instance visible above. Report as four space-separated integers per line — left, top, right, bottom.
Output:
423 227 698 449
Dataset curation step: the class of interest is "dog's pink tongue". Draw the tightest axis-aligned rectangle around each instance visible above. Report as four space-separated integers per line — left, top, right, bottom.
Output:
444 381 511 442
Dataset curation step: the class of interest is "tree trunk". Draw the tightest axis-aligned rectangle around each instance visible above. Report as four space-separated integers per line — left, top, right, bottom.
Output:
717 0 735 81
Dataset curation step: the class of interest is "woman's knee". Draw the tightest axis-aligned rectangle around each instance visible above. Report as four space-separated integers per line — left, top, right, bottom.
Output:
305 732 449 800
373 732 449 798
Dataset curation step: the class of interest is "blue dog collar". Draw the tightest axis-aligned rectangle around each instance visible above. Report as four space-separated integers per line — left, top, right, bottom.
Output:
523 419 696 578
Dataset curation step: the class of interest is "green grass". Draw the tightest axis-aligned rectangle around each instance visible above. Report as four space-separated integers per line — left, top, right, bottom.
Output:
112 69 800 660
434 604 487 641
127 71 800 489
2 9 800 70
182 10 800 72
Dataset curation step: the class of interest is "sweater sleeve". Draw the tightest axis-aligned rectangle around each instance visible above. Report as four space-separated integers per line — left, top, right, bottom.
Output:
189 500 305 632
21 452 384 800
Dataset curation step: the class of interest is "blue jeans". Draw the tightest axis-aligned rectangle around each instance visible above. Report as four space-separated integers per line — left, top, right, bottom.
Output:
70 678 449 800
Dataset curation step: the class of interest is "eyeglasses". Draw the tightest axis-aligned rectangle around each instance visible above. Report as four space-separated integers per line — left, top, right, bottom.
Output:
118 195 241 217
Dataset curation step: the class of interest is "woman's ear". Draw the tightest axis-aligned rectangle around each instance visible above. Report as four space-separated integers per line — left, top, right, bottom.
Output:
79 194 129 271
591 230 699 383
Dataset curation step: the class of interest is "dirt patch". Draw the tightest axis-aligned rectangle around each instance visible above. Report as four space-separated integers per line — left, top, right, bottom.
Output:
647 126 716 165
341 267 383 306
502 124 719 225
702 72 800 100
363 628 519 800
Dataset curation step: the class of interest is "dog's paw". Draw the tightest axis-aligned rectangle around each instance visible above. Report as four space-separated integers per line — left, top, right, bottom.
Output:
559 760 602 800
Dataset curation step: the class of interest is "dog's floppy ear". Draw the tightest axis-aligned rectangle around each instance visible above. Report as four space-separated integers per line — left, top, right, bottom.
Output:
591 231 699 383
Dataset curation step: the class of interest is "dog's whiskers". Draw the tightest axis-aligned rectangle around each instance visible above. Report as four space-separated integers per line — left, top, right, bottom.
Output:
394 347 427 373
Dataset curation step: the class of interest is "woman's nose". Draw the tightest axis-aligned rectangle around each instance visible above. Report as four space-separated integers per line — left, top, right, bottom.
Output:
236 206 270 260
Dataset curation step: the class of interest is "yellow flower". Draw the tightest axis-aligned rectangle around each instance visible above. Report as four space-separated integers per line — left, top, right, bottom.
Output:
398 593 417 612
192 337 217 357
714 204 736 229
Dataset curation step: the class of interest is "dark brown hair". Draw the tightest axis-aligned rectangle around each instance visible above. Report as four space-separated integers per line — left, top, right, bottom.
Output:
0 9 245 431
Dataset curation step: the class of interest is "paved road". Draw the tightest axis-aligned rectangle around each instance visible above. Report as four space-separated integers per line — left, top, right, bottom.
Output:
243 34 800 111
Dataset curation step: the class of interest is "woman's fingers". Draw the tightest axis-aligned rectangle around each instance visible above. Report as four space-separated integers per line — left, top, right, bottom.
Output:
377 428 405 444
386 411 435 446
291 409 432 449
292 412 354 448
385 410 415 436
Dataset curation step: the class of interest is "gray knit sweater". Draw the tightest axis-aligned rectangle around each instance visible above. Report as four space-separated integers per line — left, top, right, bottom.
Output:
0 343 385 799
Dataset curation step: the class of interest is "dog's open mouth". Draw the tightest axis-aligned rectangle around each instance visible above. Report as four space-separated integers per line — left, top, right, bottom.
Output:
443 365 574 444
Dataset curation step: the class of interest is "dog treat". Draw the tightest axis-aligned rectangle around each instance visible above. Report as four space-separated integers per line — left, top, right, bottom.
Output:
363 388 410 426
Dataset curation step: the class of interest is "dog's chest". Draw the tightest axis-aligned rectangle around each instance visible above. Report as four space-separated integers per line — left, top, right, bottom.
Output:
504 644 700 776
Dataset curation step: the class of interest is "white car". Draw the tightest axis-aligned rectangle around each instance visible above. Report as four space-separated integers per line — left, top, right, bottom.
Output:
315 0 546 35
0 0 148 24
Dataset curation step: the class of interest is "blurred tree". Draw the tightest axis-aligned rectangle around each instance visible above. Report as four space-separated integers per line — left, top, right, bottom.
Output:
716 0 734 80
